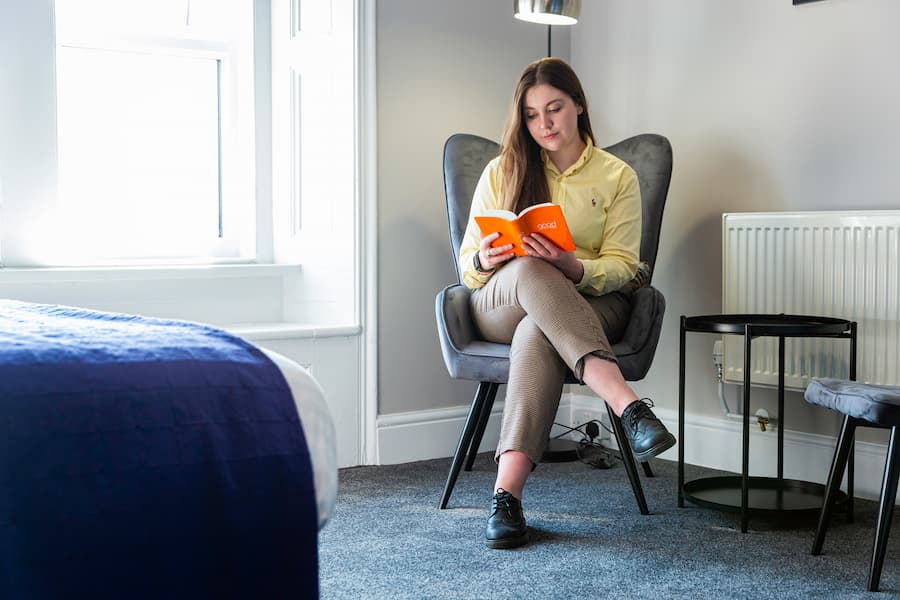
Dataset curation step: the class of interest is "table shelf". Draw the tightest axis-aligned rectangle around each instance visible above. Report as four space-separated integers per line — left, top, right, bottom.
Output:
678 313 857 532
682 476 849 516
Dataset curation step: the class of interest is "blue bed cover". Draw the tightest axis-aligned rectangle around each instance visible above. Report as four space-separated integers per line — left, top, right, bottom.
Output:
0 300 318 599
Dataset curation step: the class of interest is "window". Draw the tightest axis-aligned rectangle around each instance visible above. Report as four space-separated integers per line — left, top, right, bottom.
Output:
45 0 253 265
0 0 361 277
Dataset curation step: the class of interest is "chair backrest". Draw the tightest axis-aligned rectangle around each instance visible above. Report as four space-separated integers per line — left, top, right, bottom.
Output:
442 134 501 284
442 133 673 285
603 134 673 283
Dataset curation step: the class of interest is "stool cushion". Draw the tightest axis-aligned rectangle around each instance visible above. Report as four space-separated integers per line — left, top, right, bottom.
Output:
804 378 900 427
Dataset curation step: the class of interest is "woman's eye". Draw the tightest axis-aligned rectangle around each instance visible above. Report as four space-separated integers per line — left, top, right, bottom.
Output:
549 107 560 113
525 114 537 120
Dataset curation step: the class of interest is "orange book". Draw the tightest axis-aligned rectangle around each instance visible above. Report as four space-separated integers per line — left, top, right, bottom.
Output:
474 202 575 257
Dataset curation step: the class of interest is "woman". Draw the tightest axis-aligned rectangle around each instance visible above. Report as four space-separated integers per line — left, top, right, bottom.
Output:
457 57 675 549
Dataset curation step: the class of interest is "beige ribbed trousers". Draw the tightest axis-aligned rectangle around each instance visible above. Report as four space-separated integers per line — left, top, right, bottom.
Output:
469 257 631 465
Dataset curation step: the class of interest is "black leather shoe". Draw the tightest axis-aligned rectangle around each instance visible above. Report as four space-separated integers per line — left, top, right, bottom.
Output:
621 399 676 462
484 489 528 549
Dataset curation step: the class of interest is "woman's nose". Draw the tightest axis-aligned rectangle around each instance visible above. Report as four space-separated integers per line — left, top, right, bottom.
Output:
540 113 552 130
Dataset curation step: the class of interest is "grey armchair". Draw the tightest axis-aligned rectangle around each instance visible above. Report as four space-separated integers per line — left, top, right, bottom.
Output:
435 133 673 511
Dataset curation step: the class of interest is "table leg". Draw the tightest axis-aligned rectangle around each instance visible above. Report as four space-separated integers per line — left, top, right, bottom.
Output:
777 335 785 511
849 321 857 521
742 325 752 533
678 316 686 508
848 437 855 523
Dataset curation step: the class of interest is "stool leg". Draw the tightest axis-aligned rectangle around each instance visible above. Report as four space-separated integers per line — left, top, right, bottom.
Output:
812 415 857 555
868 426 900 592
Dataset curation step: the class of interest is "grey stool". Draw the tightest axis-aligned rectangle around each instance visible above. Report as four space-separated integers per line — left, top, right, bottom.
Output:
804 377 900 592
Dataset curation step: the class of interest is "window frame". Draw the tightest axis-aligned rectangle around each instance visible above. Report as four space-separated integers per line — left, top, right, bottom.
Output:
0 0 258 267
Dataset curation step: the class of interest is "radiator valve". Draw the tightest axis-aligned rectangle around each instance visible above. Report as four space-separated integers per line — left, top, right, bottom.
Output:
712 339 724 382
755 408 770 432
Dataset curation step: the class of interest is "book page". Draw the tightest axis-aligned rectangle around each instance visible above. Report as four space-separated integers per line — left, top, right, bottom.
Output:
480 209 517 220
518 202 555 216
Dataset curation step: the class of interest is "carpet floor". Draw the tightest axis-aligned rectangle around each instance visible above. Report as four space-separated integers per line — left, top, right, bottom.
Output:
319 453 900 599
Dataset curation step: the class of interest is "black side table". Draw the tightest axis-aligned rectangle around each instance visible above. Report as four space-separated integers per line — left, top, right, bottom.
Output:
677 314 857 532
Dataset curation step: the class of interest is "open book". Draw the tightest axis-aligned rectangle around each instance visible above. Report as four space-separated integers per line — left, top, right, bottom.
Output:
475 202 575 257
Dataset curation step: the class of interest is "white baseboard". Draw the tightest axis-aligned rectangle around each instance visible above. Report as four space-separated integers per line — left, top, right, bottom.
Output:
378 393 896 503
376 402 503 465
653 403 892 503
376 398 573 465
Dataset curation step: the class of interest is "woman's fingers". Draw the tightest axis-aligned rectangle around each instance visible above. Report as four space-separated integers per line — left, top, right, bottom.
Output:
487 243 514 256
523 233 556 256
480 232 500 253
480 232 514 267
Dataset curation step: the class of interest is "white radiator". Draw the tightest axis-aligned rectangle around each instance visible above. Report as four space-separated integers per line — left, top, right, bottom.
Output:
722 211 900 391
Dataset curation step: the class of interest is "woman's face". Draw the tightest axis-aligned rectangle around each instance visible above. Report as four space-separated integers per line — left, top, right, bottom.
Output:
522 83 583 159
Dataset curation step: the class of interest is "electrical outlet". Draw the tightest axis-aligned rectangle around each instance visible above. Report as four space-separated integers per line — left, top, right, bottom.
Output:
571 409 592 427
571 408 610 440
712 339 724 367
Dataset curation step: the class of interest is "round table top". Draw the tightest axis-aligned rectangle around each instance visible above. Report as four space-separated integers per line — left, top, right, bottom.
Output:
682 313 853 336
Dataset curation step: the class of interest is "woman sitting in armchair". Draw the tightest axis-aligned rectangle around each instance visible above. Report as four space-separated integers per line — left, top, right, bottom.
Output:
457 57 676 549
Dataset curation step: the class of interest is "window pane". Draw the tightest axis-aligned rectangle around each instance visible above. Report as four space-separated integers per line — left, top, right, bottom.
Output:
55 0 243 42
56 47 222 261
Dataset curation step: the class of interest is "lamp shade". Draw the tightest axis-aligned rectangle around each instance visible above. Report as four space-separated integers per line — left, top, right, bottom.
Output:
513 0 580 26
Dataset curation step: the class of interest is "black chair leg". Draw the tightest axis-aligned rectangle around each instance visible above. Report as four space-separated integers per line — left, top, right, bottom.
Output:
641 461 654 477
464 382 499 471
607 404 650 515
812 415 858 555
439 382 497 509
868 426 900 592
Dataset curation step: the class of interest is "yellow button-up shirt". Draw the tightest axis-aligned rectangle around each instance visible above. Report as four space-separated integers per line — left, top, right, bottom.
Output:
458 137 641 296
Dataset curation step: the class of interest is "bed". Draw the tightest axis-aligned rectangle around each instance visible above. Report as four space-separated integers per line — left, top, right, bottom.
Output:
0 299 337 599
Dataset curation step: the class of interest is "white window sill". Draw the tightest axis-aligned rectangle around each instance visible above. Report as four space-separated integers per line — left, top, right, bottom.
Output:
225 322 362 340
0 263 360 341
0 262 301 283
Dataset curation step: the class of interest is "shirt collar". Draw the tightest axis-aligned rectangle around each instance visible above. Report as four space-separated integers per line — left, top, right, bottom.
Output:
541 136 594 177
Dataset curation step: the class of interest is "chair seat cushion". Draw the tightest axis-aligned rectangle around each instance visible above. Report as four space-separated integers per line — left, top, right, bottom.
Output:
804 378 900 427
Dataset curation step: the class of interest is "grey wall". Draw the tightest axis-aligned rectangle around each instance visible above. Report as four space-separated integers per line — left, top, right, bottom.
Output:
375 0 900 440
376 0 569 415
571 0 900 437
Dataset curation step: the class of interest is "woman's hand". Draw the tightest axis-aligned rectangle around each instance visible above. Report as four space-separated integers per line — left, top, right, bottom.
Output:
479 232 515 271
522 233 584 283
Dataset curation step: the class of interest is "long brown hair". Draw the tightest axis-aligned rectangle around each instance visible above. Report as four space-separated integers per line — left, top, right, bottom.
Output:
498 58 595 212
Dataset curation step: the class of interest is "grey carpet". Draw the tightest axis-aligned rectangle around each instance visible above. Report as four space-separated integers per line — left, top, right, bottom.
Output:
319 453 900 599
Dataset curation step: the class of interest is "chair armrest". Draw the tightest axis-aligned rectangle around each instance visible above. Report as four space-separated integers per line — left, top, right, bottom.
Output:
436 284 477 352
612 286 666 382
435 284 512 382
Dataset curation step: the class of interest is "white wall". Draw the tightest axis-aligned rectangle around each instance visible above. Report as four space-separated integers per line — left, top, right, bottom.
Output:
0 0 368 468
559 0 900 497
5 0 899 485
0 0 58 247
375 0 568 417
570 0 900 436
374 0 900 500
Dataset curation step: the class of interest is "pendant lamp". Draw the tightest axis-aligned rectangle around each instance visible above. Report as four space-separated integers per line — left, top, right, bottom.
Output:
513 0 580 26
513 0 580 57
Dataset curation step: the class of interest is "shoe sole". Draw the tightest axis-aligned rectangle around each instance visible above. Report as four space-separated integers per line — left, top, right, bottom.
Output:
484 532 528 549
633 432 676 462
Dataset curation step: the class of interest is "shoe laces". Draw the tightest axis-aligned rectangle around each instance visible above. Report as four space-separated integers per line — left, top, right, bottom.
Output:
492 488 516 511
625 398 656 429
